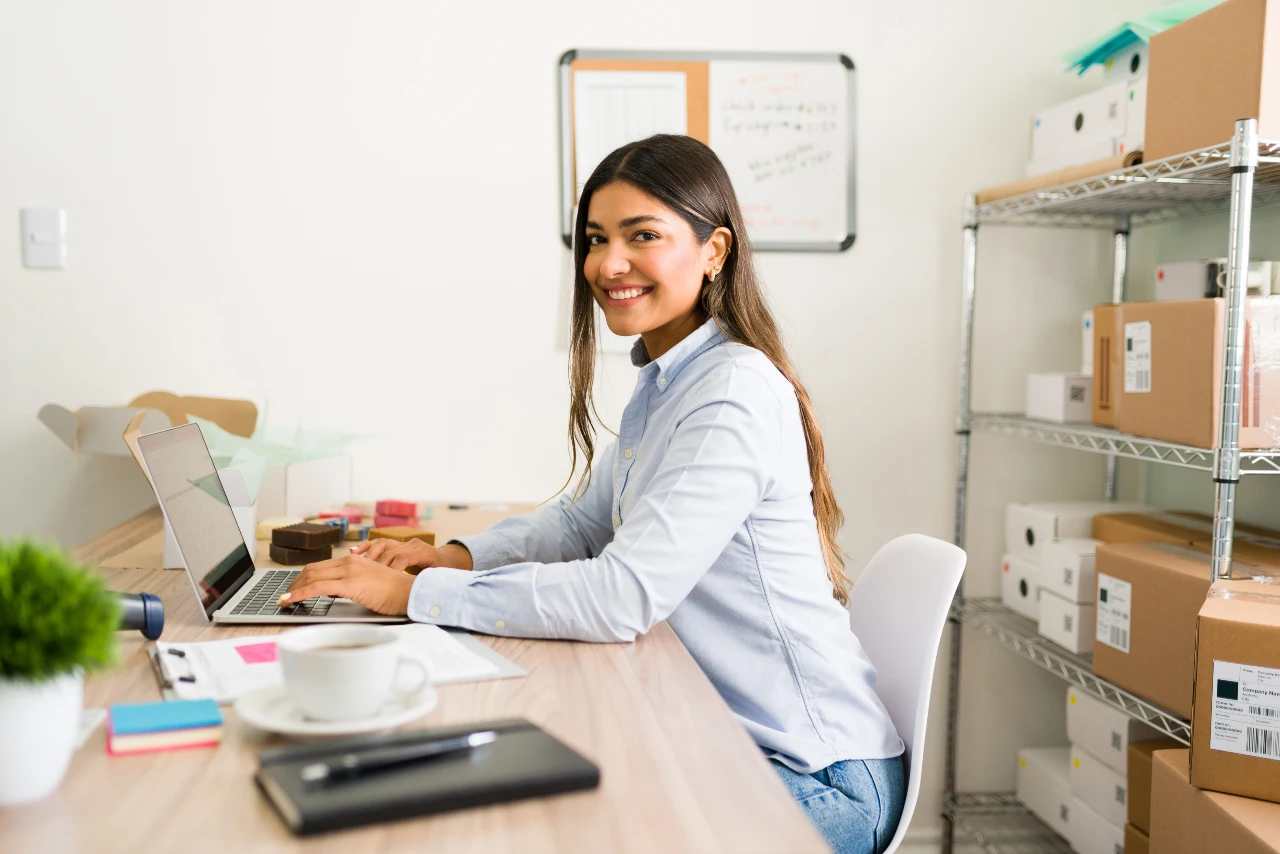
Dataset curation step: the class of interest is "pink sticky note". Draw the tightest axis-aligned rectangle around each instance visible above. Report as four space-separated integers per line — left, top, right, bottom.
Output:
235 642 279 664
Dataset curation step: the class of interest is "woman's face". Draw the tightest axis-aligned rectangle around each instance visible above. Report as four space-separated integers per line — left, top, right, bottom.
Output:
582 181 728 358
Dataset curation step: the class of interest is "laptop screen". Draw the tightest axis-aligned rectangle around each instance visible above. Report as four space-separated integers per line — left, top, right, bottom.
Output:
136 423 255 620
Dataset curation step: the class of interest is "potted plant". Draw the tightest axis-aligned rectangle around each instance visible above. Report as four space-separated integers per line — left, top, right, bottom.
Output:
0 540 119 805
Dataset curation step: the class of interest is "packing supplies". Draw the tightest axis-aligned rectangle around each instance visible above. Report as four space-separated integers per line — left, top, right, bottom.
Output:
1190 580 1280 803
257 516 304 541
1028 82 1129 176
1026 373 1092 423
1017 747 1073 837
272 522 342 550
1129 738 1184 834
1006 501 1149 562
1155 259 1277 302
1117 297 1280 450
1038 589 1095 654
1126 823 1150 854
1091 511 1210 546
374 513 418 528
106 699 222 756
1072 743 1128 827
376 499 418 518
1067 795 1124 854
1120 77 1148 155
1091 303 1123 427
1001 552 1041 620
1067 687 1161 775
1150 748 1280 854
1042 538 1103 603
369 527 437 545
1082 309 1095 376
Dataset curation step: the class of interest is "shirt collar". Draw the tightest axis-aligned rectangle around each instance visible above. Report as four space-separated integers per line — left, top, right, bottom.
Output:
629 317 727 392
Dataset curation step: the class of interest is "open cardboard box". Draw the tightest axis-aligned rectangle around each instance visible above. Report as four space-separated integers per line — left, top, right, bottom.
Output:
39 391 258 455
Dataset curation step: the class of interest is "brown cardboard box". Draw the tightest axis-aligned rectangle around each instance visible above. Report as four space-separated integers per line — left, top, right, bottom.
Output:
1092 303 1123 427
1128 738 1184 834
1146 0 1280 161
1151 749 1280 854
1091 512 1210 546
1191 580 1280 803
39 391 258 456
974 152 1143 205
1117 298 1280 450
1124 823 1149 854
1092 543 1227 717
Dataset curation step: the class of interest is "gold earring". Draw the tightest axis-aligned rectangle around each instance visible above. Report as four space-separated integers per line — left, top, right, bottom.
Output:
709 265 721 282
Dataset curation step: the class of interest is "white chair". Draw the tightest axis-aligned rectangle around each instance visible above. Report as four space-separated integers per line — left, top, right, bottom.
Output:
847 534 966 854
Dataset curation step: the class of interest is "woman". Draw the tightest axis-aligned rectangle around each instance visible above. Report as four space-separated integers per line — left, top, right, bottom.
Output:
280 134 905 854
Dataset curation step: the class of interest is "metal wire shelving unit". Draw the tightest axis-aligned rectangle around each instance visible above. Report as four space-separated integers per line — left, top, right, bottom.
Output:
942 122 1278 854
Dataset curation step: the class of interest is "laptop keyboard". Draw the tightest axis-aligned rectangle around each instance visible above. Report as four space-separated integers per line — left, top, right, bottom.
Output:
229 570 335 617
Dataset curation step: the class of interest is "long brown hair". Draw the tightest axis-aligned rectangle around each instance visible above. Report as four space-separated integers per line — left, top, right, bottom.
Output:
565 134 850 605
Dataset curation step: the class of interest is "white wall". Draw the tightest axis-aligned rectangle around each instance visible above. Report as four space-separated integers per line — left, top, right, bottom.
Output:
0 0 1170 847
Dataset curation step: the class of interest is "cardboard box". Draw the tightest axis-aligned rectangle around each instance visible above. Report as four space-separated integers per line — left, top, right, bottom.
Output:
1083 309 1095 377
1191 580 1280 803
1129 738 1185 834
1042 538 1103 603
1124 823 1149 854
1156 259 1277 302
1092 511 1212 546
1039 589 1096 654
1146 0 1280 161
1027 373 1092 423
1026 138 1120 178
1007 502 1149 562
1120 77 1147 156
1067 795 1124 854
1117 297 1280 450
1017 747 1073 838
1104 42 1148 86
1093 542 1227 717
161 469 257 570
1072 743 1128 828
1067 687 1161 775
1151 748 1280 854
1030 82 1129 166
1001 552 1041 621
256 454 352 520
39 392 257 456
1092 304 1123 427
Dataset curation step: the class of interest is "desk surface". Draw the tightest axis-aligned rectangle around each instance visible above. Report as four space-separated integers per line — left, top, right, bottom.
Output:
0 508 829 854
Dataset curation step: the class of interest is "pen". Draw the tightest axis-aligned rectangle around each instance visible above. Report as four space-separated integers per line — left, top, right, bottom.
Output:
299 730 497 784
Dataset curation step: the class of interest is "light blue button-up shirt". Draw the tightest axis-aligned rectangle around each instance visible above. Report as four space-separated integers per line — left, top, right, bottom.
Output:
407 318 903 772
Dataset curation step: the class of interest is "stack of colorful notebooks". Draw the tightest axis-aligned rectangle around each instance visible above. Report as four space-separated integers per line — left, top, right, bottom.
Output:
107 698 223 756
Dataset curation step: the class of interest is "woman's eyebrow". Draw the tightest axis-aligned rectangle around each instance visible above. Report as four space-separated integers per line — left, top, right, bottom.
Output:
585 214 666 231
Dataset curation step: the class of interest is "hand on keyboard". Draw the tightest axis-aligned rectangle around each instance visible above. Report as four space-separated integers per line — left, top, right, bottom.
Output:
277 554 415 616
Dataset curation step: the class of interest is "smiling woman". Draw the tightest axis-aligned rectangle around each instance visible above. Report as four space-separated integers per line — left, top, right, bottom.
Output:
281 134 905 854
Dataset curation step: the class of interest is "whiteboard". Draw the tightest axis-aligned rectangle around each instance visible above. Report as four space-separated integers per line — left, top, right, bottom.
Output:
559 50 856 252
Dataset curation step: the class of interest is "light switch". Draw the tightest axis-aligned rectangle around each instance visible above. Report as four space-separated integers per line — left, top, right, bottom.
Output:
21 208 66 269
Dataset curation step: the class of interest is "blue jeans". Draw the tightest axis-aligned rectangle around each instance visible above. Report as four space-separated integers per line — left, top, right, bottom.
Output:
770 755 906 854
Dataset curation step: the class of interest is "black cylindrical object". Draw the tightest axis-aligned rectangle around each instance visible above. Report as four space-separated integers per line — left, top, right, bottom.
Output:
116 591 164 640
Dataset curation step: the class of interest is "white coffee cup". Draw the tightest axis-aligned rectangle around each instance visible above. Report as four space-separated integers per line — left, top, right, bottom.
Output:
277 625 430 722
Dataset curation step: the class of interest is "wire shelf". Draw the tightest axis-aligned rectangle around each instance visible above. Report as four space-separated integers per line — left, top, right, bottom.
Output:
959 598 1191 744
974 139 1280 228
945 792 1073 854
969 413 1280 474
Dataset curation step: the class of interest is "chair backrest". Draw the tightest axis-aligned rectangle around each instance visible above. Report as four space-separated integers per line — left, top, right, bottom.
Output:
847 534 966 854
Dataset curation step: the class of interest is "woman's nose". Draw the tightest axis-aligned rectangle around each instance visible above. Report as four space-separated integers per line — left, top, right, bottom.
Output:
599 243 631 278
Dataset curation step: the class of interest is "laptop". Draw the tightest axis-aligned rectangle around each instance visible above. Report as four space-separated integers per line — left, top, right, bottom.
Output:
135 422 404 624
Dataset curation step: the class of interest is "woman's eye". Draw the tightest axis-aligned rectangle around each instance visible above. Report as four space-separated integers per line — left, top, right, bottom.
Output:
633 230 659 242
586 234 606 246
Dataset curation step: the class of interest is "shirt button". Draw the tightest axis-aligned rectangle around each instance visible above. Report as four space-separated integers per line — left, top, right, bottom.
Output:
624 448 634 459
429 606 441 617
612 515 622 527
496 619 506 630
657 377 668 387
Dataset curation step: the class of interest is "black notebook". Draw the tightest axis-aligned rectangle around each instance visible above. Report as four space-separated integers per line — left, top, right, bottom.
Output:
255 718 600 835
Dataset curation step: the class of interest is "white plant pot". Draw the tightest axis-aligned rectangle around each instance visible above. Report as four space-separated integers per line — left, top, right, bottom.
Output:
0 671 83 805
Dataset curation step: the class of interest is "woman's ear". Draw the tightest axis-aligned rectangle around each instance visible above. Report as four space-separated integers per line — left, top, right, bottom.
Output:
705 227 734 277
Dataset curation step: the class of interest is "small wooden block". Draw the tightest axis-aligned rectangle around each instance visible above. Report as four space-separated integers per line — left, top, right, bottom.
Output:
368 527 436 545
273 522 342 549
269 543 332 566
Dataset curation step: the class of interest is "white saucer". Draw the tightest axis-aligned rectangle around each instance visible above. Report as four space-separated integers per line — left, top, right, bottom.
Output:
234 683 438 738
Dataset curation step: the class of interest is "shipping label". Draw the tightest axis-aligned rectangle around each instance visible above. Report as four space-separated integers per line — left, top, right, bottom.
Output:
1210 660 1280 761
1124 321 1151 393
1096 574 1131 653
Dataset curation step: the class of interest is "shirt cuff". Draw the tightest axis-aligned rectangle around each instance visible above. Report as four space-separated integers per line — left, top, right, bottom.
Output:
448 530 518 572
407 566 475 625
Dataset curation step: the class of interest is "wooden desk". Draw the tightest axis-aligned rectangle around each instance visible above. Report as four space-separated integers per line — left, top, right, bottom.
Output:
0 509 829 854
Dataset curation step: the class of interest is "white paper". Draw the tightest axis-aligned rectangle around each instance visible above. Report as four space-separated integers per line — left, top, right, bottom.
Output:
709 61 848 244
572 70 687 197
1209 660 1280 761
1124 321 1152 393
1096 574 1132 653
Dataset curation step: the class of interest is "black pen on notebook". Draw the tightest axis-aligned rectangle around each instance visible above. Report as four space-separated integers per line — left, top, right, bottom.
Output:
299 731 498 784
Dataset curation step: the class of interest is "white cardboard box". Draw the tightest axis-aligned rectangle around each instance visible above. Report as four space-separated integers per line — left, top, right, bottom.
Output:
1067 795 1124 854
1026 373 1092 423
1066 687 1161 775
1031 82 1129 162
160 469 257 569
1155 259 1276 302
1071 743 1128 828
1119 77 1148 156
1017 747 1073 838
1005 502 1149 563
256 455 352 520
1038 589 1096 654
1041 538 1103 604
1103 42 1148 86
1001 552 1041 621
1082 309 1095 377
1026 137 1119 177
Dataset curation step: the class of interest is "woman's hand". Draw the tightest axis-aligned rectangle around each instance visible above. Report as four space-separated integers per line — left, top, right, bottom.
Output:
352 538 474 573
279 553 415 615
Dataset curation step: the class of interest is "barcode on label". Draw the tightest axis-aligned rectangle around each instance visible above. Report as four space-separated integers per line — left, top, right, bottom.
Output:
1246 727 1280 758
1064 614 1074 632
1133 369 1150 392
1110 731 1122 751
1250 705 1280 719
1115 784 1125 805
1109 626 1128 649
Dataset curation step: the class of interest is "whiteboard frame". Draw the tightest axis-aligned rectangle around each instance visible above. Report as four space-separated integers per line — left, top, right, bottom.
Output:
558 49 857 253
